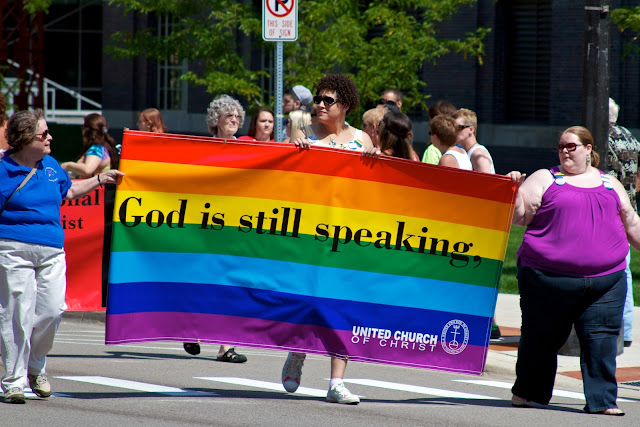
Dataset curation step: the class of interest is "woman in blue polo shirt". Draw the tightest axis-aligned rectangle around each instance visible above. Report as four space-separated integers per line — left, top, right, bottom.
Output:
0 109 123 404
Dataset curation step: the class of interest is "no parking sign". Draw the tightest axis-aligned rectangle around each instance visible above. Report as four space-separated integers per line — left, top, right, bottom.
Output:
263 0 298 41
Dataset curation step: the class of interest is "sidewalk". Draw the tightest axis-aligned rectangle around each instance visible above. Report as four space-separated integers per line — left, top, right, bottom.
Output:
486 293 640 398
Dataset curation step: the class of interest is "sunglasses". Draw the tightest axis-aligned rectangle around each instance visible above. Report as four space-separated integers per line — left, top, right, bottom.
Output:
556 142 581 152
36 130 50 140
378 99 396 106
225 113 241 119
456 124 471 131
313 95 337 106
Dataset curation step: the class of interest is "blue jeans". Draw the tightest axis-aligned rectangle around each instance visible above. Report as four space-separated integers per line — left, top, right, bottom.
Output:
512 265 626 412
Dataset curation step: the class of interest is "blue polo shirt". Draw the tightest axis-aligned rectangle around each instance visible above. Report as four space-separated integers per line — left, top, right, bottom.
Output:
0 151 72 248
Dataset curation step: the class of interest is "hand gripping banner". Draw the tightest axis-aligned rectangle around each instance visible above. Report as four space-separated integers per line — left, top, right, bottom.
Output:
106 131 517 375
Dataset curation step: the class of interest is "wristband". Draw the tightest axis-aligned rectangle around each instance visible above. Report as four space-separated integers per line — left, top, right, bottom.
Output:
97 174 103 187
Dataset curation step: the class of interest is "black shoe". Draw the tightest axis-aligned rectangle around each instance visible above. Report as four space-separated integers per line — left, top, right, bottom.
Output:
183 342 201 355
624 340 632 348
490 325 501 340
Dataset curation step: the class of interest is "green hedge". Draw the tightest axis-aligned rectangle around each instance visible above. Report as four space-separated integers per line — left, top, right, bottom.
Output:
500 226 639 305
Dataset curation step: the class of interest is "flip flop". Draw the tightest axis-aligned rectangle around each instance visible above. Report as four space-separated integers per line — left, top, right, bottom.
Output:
511 395 532 407
594 408 625 416
217 347 247 363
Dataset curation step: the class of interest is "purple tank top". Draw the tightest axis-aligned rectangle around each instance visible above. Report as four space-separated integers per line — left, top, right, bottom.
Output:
517 166 627 277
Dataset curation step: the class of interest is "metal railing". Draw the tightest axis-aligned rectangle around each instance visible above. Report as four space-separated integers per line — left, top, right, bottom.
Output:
3 60 102 125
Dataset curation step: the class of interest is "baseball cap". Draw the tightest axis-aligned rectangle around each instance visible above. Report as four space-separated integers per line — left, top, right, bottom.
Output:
292 85 313 111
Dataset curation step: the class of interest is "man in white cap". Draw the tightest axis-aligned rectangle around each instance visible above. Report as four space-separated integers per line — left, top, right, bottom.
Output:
281 85 312 140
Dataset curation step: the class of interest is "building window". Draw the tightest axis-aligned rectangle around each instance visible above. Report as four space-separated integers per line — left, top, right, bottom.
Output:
157 15 187 110
506 0 551 123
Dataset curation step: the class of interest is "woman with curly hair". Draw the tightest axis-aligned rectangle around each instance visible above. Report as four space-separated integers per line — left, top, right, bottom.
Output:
283 74 375 405
182 94 249 364
205 94 245 139
290 74 373 154
137 108 168 133
61 114 118 178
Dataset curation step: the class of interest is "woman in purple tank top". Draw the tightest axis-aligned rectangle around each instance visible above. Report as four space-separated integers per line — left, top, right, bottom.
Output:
506 126 640 416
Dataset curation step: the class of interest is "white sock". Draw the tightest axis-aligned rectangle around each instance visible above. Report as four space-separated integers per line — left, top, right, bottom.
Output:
330 378 343 388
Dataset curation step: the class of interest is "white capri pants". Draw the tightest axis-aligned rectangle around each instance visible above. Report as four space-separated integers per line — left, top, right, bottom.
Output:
0 238 67 392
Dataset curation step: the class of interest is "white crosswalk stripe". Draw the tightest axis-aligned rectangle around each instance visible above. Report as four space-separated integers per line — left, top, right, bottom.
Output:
0 389 71 399
344 378 498 400
453 379 633 403
56 376 217 396
44 373 632 405
195 377 328 397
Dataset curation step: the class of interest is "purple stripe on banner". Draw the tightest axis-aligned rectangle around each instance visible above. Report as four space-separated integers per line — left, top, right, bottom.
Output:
106 312 487 374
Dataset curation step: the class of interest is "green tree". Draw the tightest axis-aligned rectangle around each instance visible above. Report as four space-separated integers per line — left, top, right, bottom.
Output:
107 0 489 118
612 6 640 56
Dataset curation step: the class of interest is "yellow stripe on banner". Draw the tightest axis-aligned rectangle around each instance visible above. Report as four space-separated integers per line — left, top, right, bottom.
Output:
117 159 512 231
114 190 508 261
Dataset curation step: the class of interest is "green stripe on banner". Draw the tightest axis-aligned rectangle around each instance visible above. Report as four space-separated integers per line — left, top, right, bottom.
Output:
111 222 502 288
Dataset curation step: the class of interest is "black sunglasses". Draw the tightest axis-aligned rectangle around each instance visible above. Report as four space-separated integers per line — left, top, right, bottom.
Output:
456 124 471 131
378 99 396 106
313 95 337 106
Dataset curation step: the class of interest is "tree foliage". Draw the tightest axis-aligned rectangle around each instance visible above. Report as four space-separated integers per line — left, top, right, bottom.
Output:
107 0 489 115
612 6 640 56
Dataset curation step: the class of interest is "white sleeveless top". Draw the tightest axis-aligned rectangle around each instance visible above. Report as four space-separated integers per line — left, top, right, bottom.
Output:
303 126 364 151
443 149 473 170
467 143 495 174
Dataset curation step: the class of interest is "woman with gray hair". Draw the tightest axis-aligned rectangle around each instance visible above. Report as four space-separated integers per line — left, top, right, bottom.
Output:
0 109 123 403
205 94 245 139
182 94 248 363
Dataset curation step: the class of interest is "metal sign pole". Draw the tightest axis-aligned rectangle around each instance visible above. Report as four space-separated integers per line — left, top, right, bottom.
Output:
275 41 284 142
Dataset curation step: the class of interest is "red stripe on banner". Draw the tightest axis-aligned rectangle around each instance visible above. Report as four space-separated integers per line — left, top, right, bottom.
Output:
61 185 105 311
120 131 516 204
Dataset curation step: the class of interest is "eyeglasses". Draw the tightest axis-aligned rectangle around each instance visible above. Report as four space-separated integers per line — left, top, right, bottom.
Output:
36 130 50 140
456 124 471 131
556 142 581 152
313 95 337 106
226 114 240 120
378 99 396 106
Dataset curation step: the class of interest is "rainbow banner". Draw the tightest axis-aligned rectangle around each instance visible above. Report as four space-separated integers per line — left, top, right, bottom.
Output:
106 131 517 374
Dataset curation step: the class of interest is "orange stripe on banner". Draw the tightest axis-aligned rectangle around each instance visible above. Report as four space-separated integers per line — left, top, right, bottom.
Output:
119 131 517 205
118 159 512 231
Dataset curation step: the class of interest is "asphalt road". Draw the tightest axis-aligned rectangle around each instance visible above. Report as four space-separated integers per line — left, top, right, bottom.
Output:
1 320 639 426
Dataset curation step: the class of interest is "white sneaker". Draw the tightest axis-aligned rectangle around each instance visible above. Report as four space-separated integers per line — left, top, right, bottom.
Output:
326 382 360 404
4 387 26 404
281 352 306 393
28 373 52 398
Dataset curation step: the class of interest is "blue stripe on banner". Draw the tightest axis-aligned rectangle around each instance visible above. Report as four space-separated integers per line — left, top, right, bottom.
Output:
106 281 491 347
109 252 497 318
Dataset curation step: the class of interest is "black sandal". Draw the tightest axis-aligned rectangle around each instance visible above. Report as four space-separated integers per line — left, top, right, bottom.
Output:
217 347 247 363
183 342 201 355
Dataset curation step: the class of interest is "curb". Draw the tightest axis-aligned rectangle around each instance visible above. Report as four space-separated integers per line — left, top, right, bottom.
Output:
62 311 106 325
